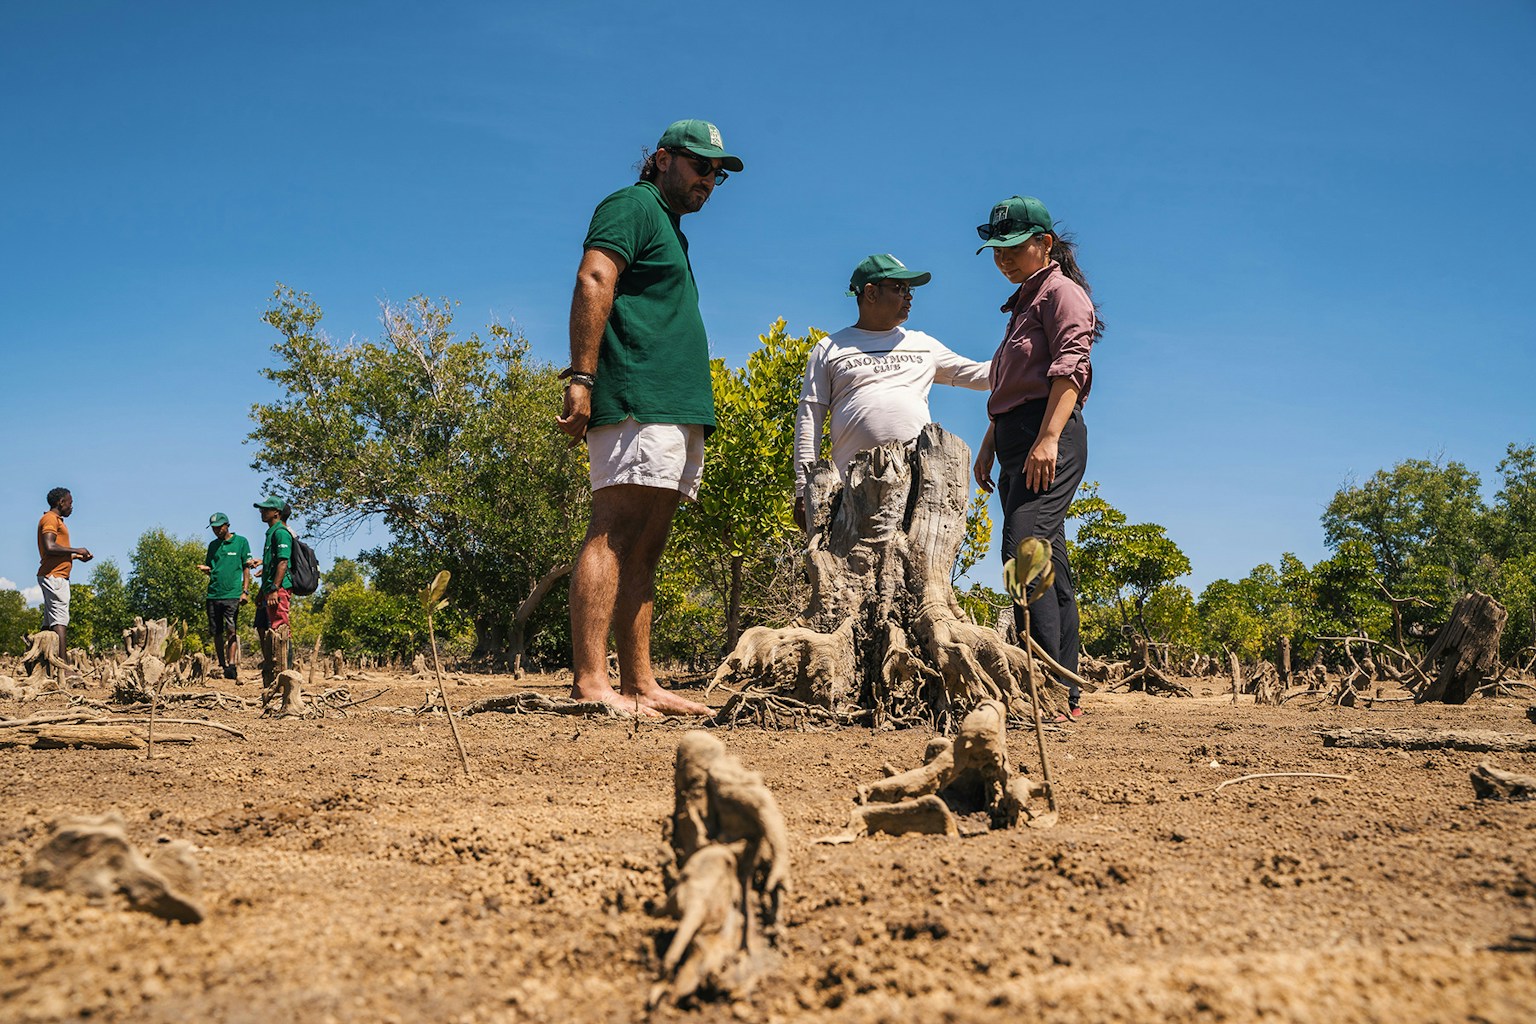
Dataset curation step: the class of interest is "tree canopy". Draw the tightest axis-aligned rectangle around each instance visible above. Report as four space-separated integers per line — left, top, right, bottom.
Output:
250 285 590 668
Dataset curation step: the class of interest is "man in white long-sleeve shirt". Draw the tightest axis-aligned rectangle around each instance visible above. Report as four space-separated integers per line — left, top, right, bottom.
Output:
793 254 991 527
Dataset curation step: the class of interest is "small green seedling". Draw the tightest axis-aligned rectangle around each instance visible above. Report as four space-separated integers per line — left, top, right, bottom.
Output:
420 570 472 780
1004 537 1059 824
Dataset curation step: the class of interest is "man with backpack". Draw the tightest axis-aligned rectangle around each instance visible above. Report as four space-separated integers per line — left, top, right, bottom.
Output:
253 496 297 700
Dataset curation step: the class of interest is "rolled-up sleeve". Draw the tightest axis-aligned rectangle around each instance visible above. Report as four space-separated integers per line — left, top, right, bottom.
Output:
1042 283 1095 392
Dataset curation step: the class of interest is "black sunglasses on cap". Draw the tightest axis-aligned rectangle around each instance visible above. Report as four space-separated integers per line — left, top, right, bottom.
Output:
668 149 729 186
975 218 1042 242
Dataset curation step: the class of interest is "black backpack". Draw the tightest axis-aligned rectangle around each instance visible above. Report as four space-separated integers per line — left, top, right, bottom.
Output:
287 531 321 596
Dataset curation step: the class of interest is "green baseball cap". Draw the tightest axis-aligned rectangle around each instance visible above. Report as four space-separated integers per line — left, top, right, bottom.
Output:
847 254 932 296
208 512 230 529
253 496 287 511
975 195 1054 254
657 119 743 172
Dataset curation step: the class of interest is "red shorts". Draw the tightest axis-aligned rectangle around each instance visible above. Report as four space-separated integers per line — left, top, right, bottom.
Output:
255 588 291 632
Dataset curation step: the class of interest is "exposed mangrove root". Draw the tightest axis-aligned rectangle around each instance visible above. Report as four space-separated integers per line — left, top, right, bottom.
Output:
816 699 1050 843
21 811 204 923
1213 772 1354 794
651 732 789 1009
707 690 872 731
460 691 641 719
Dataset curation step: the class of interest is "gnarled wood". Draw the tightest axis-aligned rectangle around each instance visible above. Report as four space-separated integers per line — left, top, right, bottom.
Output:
710 425 1065 731
652 732 788 1009
21 631 71 686
1419 591 1507 704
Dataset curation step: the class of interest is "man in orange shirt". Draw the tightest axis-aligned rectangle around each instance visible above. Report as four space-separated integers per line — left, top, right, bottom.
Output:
37 487 93 660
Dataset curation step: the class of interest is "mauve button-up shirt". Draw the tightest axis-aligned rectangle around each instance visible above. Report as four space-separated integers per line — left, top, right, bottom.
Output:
986 262 1096 417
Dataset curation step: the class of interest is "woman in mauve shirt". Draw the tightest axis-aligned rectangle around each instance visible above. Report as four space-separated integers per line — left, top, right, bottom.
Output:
971 195 1103 720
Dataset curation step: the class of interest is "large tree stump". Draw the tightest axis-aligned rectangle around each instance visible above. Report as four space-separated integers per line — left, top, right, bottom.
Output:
1419 592 1507 704
109 618 172 702
21 631 70 686
709 425 1064 731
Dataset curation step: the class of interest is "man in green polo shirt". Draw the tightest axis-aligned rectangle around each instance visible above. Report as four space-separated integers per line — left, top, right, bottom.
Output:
198 512 252 681
253 496 294 700
554 118 743 718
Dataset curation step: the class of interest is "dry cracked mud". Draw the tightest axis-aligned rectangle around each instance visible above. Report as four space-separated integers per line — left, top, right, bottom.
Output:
2 673 1534 1022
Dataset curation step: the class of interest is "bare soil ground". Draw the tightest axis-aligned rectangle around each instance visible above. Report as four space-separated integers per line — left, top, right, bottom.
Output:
3 670 1535 1023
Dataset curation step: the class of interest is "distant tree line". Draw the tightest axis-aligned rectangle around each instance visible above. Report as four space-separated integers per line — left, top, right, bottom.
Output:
28 284 1514 675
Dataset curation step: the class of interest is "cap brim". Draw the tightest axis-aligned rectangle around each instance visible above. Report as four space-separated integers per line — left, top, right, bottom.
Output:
685 145 743 172
886 269 931 286
975 226 1045 255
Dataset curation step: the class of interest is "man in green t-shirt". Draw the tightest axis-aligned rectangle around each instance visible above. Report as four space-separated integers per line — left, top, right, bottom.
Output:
554 119 743 718
252 496 294 700
198 512 252 681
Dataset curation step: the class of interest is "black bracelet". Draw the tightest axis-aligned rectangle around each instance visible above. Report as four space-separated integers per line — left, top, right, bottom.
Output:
562 371 596 389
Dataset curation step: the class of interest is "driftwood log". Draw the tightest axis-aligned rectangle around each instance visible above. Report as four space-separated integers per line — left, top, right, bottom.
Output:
1419 591 1507 703
1321 727 1536 753
708 425 1065 731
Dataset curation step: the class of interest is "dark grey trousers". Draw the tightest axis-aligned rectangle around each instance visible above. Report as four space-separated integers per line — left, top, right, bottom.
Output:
994 399 1088 704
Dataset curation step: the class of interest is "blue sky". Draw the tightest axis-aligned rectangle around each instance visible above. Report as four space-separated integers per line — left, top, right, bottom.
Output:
3 1 1534 608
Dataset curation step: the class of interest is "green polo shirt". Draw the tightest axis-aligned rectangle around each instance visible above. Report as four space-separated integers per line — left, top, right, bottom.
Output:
260 522 293 593
204 533 252 601
582 181 716 430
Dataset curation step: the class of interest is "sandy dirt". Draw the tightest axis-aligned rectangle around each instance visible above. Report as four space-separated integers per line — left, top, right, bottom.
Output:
3 669 1535 1023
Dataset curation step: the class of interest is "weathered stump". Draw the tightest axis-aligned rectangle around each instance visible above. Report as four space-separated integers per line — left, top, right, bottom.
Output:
1251 660 1283 706
816 700 1050 842
651 732 788 1009
123 617 170 661
709 425 1064 731
108 617 172 702
1419 591 1507 704
21 631 70 686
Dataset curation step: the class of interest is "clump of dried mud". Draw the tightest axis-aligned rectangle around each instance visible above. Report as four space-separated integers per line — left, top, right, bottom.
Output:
2 672 1534 1022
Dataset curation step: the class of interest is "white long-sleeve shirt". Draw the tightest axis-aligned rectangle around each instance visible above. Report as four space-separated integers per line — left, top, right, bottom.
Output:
794 325 990 496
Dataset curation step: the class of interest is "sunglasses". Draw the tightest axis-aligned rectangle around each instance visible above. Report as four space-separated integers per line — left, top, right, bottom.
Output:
975 218 1040 242
669 149 729 185
876 281 913 297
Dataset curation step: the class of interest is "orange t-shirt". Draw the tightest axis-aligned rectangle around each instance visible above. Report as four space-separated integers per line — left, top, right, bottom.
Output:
37 510 72 579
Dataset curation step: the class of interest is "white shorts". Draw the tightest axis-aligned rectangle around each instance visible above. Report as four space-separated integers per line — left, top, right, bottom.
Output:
39 576 70 627
587 418 706 501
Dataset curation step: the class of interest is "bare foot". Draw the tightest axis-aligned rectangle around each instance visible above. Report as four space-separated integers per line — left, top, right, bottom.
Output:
570 684 664 718
624 682 713 717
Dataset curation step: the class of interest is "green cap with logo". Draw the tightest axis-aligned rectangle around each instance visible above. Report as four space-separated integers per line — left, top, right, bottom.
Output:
657 119 744 172
253 496 287 512
847 254 932 296
975 195 1054 254
208 512 230 529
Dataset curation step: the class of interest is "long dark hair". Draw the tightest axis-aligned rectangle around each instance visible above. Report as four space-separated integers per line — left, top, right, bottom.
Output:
1049 232 1105 341
636 147 660 183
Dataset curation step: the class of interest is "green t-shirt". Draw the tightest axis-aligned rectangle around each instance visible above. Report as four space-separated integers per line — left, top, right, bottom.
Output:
204 533 252 601
261 523 293 593
582 181 716 430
